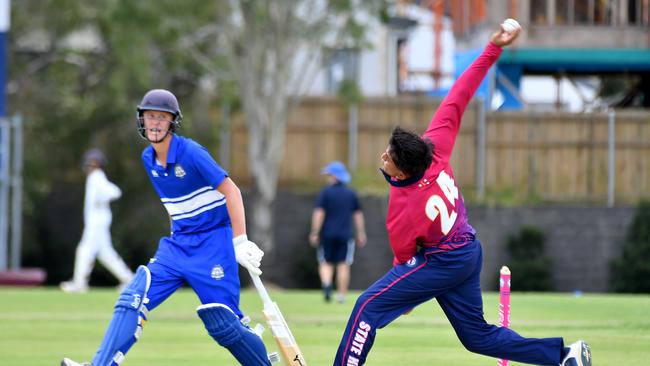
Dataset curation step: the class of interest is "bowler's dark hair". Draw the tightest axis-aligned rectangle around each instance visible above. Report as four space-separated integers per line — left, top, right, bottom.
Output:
389 126 434 177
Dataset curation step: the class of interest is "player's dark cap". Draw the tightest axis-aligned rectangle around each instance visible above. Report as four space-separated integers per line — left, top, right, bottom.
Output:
83 148 106 168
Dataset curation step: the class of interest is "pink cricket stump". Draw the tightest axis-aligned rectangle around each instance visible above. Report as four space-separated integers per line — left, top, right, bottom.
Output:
498 266 511 366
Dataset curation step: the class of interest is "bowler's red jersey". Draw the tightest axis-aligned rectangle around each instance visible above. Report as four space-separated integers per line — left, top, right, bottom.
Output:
385 42 502 264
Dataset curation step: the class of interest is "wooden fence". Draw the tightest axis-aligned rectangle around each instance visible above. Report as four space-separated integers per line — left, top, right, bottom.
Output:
226 96 650 204
485 110 650 203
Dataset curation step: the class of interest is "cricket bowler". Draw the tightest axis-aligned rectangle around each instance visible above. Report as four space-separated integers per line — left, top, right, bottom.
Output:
333 22 592 366
62 89 272 366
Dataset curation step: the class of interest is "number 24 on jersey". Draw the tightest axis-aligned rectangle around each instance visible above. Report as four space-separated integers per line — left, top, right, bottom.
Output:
424 171 459 235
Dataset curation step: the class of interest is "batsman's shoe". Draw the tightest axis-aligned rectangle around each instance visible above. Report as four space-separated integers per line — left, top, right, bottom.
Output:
561 340 592 366
61 358 91 366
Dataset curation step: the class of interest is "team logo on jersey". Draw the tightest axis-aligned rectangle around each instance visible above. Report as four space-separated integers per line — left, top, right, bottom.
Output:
174 165 186 178
211 265 224 280
406 256 418 267
151 170 159 177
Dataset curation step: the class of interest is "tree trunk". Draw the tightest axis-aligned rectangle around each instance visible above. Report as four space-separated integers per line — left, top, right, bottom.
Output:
220 0 378 254
250 187 274 254
240 82 288 254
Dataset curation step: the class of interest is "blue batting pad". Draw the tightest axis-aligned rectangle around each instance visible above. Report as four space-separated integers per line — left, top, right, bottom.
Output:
197 303 271 366
92 265 150 366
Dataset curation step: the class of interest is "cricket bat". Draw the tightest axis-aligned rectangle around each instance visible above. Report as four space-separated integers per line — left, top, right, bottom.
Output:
249 271 308 366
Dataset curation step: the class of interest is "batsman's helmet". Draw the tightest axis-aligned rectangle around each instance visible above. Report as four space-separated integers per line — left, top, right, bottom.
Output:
82 148 106 169
136 89 183 139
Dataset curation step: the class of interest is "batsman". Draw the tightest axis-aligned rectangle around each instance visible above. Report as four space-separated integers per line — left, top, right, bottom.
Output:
62 89 272 366
334 22 592 366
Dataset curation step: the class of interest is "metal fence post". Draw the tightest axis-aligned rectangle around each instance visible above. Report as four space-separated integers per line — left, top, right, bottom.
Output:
476 98 486 201
607 110 616 207
10 115 22 269
348 103 359 170
0 117 9 270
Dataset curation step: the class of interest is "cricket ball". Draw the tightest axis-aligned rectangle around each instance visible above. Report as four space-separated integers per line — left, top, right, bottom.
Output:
501 18 521 33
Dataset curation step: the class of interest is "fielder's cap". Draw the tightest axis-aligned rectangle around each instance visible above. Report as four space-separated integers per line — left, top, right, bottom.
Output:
322 161 351 184
83 148 106 167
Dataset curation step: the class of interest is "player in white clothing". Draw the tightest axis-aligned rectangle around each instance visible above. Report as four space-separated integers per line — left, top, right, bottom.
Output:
60 149 133 293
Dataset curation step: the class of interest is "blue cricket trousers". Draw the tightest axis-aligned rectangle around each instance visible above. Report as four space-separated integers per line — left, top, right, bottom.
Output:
146 226 242 316
334 239 564 366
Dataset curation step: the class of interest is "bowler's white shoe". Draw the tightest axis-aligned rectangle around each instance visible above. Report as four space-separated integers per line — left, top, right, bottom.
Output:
59 281 88 293
561 340 592 366
61 358 91 366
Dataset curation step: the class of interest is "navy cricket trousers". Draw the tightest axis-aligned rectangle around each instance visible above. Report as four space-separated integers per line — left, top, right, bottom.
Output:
333 239 564 366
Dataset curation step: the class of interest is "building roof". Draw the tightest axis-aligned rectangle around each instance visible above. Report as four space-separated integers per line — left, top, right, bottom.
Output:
499 48 650 73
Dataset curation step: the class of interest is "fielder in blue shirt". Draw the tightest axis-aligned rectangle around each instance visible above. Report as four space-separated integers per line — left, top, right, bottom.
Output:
309 161 366 304
62 89 272 366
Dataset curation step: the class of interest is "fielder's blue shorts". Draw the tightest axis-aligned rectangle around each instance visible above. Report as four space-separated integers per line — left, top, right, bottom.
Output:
318 237 355 264
334 239 564 366
144 226 243 318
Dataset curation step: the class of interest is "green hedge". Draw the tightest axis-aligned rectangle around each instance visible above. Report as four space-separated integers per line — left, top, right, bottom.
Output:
505 226 553 292
611 201 650 293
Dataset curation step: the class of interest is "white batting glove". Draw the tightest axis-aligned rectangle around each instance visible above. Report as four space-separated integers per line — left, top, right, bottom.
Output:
233 234 264 276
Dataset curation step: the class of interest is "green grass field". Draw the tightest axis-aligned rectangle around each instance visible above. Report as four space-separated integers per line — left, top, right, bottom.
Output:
1 287 648 365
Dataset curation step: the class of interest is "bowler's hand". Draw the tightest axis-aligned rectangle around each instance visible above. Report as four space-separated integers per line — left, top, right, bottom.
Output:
490 26 521 47
233 235 264 276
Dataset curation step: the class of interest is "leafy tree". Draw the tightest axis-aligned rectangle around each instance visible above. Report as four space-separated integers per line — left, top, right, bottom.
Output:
9 1 223 282
200 0 388 252
611 201 650 292
9 1 387 282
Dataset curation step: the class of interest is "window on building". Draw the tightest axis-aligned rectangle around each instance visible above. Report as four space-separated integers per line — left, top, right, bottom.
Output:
594 0 614 25
574 0 590 24
534 0 647 26
629 0 650 26
531 0 548 24
573 0 617 26
397 38 408 93
555 0 570 24
325 48 359 95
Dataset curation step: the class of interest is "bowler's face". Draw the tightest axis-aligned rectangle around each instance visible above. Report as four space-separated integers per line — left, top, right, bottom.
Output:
380 146 402 178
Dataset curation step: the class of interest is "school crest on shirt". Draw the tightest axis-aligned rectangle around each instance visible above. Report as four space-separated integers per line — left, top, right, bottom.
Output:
174 164 186 178
406 256 418 267
211 265 224 280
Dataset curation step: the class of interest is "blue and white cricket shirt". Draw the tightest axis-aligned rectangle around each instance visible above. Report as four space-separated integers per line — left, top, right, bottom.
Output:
142 134 230 236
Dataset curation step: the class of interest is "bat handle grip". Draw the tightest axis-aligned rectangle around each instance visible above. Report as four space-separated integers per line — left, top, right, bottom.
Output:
249 270 274 306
